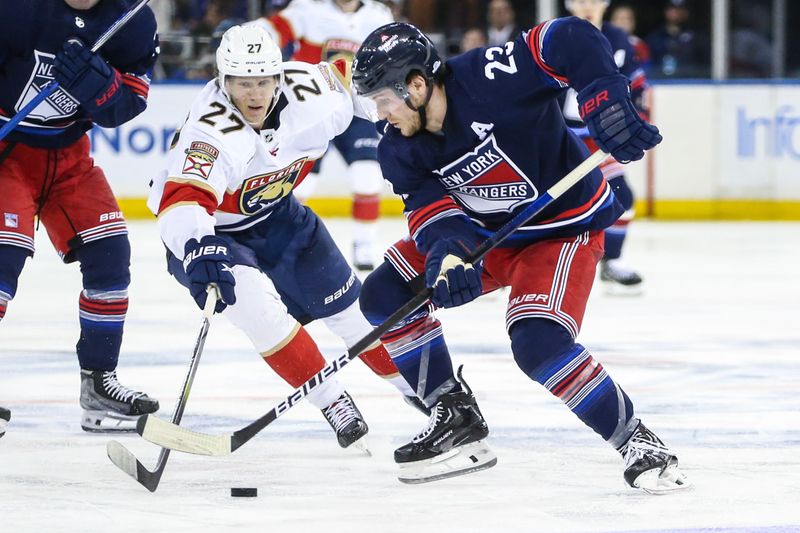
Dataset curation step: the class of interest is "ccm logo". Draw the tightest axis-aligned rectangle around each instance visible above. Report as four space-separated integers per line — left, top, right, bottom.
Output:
579 90 609 118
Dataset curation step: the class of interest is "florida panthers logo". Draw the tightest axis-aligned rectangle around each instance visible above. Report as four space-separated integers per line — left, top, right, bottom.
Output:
239 158 308 215
322 39 360 65
15 51 80 122
434 134 538 214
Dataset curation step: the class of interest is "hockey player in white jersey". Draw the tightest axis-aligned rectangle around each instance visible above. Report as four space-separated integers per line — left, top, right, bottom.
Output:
251 0 394 271
148 25 420 450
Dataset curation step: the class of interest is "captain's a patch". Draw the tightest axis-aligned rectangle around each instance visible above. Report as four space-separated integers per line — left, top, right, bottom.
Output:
182 141 220 179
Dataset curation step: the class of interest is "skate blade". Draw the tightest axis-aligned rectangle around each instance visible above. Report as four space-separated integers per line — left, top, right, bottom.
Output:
397 440 497 484
345 434 372 457
633 464 693 495
81 409 140 433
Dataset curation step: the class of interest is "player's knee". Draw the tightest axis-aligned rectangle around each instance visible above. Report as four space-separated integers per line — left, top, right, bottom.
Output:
0 245 30 317
608 176 634 211
359 262 411 326
76 235 131 290
509 318 576 379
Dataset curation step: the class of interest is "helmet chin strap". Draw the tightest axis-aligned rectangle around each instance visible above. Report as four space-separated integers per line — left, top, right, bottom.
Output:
404 81 434 131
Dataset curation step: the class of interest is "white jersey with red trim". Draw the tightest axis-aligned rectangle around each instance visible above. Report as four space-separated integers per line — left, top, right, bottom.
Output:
147 61 353 258
253 0 393 64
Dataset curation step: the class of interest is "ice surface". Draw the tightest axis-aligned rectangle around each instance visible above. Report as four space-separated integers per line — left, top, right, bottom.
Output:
1 219 799 532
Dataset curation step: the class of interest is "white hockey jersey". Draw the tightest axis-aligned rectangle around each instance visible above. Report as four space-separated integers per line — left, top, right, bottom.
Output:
253 0 393 64
147 61 353 258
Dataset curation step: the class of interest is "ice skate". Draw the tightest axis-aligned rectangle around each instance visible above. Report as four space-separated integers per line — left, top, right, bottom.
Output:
352 240 375 272
619 421 692 494
395 370 496 484
80 369 160 433
321 391 370 454
0 406 10 438
600 258 643 294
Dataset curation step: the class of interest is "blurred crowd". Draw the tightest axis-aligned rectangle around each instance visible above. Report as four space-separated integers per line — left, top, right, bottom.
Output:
150 0 794 81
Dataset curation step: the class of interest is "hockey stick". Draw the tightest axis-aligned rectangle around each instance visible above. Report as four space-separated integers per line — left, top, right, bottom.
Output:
137 149 610 456
0 0 152 143
107 287 217 491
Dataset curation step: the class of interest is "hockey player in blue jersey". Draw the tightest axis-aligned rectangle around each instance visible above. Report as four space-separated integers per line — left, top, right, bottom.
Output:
563 0 650 290
352 21 691 492
0 0 160 433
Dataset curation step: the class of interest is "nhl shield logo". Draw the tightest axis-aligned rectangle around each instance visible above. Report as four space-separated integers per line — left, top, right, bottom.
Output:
239 158 308 215
435 134 538 214
15 51 80 122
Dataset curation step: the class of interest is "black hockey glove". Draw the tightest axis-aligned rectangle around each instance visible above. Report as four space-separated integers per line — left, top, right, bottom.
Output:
54 39 122 114
425 239 483 309
183 236 236 313
578 74 662 163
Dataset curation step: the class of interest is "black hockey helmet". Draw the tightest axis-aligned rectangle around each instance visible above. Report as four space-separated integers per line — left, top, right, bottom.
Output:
352 22 446 102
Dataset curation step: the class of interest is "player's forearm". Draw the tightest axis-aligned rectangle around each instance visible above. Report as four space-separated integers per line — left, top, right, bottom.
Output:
157 204 218 260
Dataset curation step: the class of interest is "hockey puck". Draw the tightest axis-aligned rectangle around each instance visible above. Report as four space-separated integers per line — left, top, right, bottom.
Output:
230 487 258 498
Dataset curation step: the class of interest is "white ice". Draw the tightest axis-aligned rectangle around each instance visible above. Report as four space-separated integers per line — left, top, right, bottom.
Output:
1 219 799 533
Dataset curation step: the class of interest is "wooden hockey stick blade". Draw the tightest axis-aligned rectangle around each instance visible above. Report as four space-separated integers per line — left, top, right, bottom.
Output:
136 151 609 456
137 415 232 456
106 441 169 492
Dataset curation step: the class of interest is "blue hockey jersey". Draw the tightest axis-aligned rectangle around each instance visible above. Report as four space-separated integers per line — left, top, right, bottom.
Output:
376 17 626 252
0 0 158 148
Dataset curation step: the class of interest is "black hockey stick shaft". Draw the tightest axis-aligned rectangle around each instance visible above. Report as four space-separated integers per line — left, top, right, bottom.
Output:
108 287 216 490
226 150 609 451
0 0 152 142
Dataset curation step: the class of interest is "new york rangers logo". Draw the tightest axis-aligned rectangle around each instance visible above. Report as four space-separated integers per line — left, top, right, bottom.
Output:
15 51 80 122
239 158 308 215
434 134 538 214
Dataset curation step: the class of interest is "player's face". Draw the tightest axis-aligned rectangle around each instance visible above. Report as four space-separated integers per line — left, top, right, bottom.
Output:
225 75 279 128
566 0 607 25
64 0 102 9
367 88 422 137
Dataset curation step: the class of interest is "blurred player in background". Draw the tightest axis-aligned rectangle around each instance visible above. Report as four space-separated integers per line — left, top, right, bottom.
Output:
353 20 689 493
562 0 651 290
251 0 395 271
0 0 160 433
148 25 419 451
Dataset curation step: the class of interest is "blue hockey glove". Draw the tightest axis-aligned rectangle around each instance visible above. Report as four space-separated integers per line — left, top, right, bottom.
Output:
578 74 662 163
53 39 122 113
183 236 236 313
425 239 483 309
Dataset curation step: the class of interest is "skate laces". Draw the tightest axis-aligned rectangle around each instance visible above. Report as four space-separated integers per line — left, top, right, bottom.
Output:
323 395 360 433
621 426 669 468
413 403 444 443
101 371 144 403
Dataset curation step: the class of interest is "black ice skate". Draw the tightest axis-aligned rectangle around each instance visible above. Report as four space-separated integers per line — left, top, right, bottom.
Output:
80 369 159 433
0 406 10 438
395 368 496 484
321 391 369 453
600 258 643 293
619 421 692 494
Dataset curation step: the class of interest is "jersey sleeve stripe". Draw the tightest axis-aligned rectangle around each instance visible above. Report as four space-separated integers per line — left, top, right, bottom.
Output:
158 179 219 216
405 196 464 239
527 21 569 87
536 180 608 224
122 73 150 99
268 14 296 48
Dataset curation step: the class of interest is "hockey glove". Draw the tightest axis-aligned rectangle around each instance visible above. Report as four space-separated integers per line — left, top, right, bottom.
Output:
425 239 483 309
578 74 662 163
183 236 236 313
53 39 122 115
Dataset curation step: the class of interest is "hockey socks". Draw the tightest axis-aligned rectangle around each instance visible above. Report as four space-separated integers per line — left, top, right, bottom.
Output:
262 324 344 409
77 289 128 371
359 342 415 397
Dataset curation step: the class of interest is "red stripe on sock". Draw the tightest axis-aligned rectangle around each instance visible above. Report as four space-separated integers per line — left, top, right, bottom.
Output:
263 327 326 388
